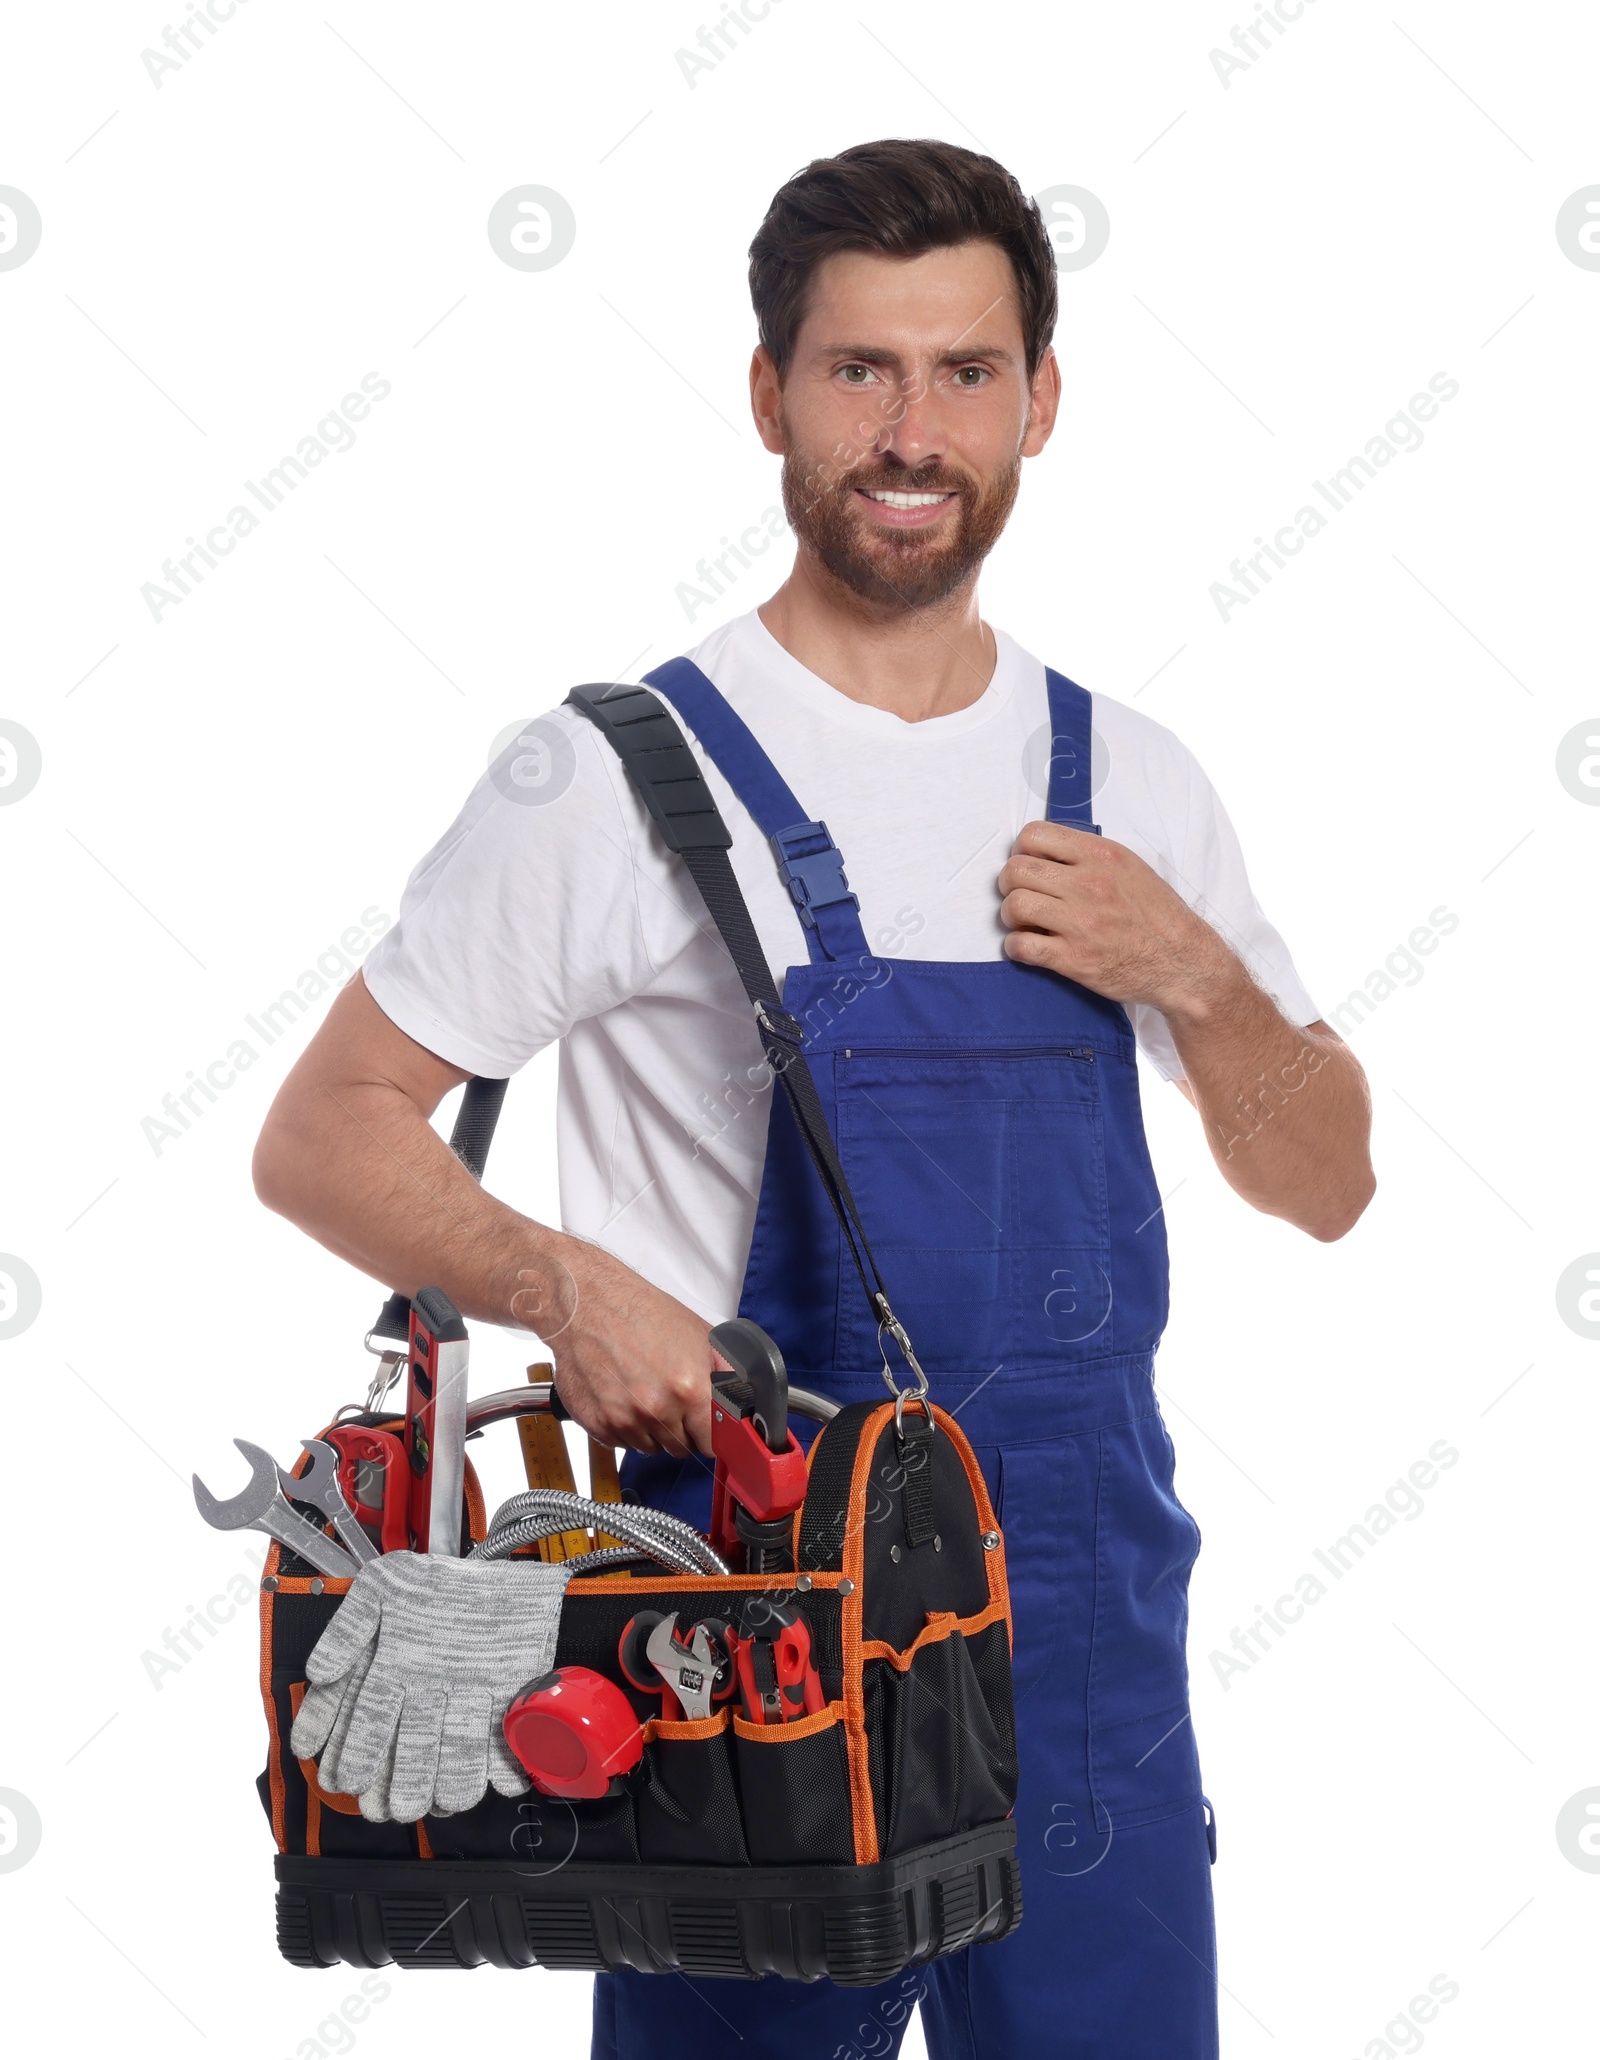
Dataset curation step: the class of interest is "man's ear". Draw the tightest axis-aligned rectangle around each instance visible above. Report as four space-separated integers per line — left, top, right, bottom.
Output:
1022 346 1062 459
750 344 786 455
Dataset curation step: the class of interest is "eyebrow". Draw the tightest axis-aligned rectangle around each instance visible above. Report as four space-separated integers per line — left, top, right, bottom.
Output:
814 340 1018 368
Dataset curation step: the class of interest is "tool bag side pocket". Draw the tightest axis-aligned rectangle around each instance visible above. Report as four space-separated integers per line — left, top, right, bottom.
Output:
863 1612 1016 1858
260 1572 418 1860
731 1703 855 1867
634 1708 748 1866
806 1399 1018 1862
258 1441 491 1858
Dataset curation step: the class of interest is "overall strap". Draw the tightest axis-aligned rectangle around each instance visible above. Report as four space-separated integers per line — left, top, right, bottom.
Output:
1044 667 1101 835
644 656 872 967
567 680 928 1406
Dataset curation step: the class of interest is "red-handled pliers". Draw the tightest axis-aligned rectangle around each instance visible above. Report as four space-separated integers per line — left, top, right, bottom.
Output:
726 1601 826 1725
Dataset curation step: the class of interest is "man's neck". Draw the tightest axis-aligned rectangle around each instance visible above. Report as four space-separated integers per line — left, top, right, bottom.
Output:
756 553 995 724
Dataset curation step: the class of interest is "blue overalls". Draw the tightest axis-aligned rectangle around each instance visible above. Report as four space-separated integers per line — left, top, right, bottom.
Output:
594 660 1218 2060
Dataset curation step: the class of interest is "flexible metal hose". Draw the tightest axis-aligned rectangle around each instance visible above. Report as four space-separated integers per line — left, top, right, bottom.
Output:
484 1488 726 1571
470 1488 729 1576
474 1510 712 1575
550 1544 661 1576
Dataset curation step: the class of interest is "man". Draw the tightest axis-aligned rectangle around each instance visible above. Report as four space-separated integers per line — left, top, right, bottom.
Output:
256 138 1373 2060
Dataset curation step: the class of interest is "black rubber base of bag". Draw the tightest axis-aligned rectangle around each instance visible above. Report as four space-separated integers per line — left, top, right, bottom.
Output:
275 1822 1020 1985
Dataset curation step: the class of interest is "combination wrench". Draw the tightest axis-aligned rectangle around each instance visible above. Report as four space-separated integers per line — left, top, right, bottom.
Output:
192 1438 361 1579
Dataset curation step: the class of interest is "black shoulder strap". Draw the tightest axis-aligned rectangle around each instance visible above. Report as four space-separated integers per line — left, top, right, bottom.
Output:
568 681 917 1365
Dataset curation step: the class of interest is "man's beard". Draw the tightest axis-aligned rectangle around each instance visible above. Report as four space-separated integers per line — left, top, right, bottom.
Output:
780 441 1021 613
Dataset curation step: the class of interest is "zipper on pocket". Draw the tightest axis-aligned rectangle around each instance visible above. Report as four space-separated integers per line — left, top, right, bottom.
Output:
840 1046 1096 1061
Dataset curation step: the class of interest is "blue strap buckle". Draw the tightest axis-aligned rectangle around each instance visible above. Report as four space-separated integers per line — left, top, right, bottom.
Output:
770 821 859 929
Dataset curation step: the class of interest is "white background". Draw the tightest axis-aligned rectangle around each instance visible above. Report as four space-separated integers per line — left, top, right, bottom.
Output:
2 1 1597 2054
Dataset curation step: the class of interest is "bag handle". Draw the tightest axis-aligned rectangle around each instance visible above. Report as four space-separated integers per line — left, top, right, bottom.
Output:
364 1077 511 1364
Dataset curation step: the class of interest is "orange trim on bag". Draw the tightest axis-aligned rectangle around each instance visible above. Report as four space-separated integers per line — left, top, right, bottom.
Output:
641 1706 731 1746
931 1404 1013 1655
259 1542 287 1852
859 1598 1008 1672
839 1401 895 1865
731 1699 843 1744
565 1571 851 1596
414 1819 435 1860
288 1680 363 1834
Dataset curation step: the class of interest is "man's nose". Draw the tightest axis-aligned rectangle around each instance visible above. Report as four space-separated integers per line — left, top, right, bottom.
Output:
870 374 948 472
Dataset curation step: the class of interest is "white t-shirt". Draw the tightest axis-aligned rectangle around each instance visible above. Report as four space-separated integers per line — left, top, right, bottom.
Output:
364 610 1319 1320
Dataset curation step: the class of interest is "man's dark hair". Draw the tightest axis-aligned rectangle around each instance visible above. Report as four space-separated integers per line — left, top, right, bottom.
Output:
749 138 1058 381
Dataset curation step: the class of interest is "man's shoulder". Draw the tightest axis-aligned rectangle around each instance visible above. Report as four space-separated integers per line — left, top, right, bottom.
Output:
1088 687 1199 783
1000 632 1203 788
679 611 755 677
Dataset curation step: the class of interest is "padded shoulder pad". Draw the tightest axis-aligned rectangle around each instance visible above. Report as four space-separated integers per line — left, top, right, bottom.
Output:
567 683 732 853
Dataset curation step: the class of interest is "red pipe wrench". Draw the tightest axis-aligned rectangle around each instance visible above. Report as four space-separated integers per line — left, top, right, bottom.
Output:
707 1320 808 1572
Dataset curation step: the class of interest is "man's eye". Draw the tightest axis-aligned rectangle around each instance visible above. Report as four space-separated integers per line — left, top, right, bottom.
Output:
839 364 877 384
952 365 988 386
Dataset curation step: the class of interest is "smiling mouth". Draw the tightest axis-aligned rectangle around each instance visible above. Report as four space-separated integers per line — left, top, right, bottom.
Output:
857 488 957 509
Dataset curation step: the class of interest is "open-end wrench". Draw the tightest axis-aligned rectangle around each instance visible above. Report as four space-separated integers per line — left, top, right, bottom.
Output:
193 1438 361 1578
645 1613 722 1722
281 1439 380 1566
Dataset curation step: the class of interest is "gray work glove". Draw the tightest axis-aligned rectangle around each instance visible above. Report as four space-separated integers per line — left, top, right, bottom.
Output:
289 1554 570 1822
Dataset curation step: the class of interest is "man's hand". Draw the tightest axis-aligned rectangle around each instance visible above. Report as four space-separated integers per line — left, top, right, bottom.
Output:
996 822 1375 1242
518 1238 729 1458
254 974 727 1459
997 821 1234 1012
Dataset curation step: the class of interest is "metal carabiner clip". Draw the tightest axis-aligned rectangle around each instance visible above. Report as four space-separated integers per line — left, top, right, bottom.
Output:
874 1297 933 1435
361 1346 406 1415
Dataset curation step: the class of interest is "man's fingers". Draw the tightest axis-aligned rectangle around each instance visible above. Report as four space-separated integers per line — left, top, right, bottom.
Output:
1002 928 1058 967
999 887 1067 934
1011 819 1099 862
554 1305 727 1457
681 1388 716 1457
999 852 1075 894
582 1373 701 1459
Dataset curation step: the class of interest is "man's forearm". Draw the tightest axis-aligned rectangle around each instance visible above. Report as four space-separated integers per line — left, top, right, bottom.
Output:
252 978 727 1455
1165 953 1374 1242
254 1070 578 1336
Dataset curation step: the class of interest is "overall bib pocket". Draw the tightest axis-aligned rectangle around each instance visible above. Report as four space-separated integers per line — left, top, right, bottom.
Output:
836 1050 1109 1370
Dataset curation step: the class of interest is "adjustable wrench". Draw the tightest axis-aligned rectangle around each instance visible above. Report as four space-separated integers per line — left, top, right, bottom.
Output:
281 1439 380 1566
645 1613 723 1722
193 1439 361 1579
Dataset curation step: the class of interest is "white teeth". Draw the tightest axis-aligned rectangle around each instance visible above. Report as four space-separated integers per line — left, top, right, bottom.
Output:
861 489 952 508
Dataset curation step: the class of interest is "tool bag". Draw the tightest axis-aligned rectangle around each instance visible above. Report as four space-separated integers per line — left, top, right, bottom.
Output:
261 685 1022 1983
